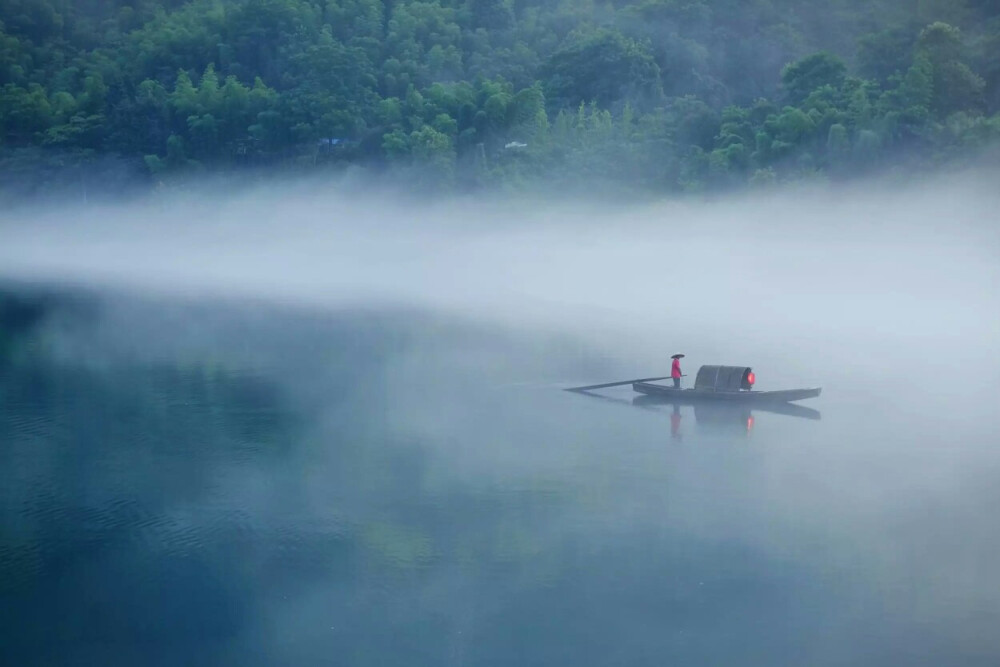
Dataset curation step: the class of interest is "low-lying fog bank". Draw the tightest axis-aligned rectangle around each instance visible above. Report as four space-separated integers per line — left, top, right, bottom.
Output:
1 169 997 394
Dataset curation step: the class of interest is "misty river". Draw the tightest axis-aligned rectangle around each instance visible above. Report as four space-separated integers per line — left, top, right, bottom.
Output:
1 179 998 665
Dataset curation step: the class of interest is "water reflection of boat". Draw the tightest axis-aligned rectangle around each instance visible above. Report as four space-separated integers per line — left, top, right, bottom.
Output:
649 395 820 437
633 395 820 437
570 387 820 439
632 394 821 421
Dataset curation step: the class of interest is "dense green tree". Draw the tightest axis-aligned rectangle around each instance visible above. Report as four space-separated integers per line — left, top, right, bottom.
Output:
972 18 1000 111
781 52 848 105
857 28 916 84
916 22 986 116
2 0 1000 197
543 29 663 110
469 0 515 31
0 82 51 142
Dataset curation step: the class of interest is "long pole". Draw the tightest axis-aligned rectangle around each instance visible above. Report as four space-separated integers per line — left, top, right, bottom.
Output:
565 376 684 392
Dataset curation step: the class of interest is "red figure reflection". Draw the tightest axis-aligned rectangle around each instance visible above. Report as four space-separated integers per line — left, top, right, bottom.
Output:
670 404 682 440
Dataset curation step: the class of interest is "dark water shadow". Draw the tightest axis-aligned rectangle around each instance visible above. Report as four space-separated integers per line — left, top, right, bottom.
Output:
633 393 822 421
568 388 821 421
568 387 820 441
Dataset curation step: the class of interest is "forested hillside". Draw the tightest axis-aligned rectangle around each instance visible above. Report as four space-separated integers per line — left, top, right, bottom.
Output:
2 0 999 196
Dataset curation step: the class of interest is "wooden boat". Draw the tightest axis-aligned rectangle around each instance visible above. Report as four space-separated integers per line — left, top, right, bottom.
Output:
633 365 820 403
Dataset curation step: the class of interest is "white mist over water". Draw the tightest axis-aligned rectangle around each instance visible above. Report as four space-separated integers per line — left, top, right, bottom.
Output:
1 170 998 393
2 172 1000 666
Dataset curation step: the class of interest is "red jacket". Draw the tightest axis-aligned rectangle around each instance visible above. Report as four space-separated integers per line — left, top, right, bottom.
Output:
671 358 682 378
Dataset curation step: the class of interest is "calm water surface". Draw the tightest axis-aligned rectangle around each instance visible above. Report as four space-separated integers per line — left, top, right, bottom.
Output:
1 288 998 666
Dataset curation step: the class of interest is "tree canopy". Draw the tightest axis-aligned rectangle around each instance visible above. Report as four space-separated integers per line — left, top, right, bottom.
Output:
2 0 999 197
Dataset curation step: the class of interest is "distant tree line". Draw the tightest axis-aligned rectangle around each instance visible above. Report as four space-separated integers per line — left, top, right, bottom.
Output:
2 0 999 196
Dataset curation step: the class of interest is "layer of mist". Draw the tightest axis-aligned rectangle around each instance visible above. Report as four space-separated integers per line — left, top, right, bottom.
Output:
2 169 997 381
2 170 999 665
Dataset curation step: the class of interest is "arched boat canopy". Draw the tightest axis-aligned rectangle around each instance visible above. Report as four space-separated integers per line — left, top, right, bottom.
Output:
694 365 754 392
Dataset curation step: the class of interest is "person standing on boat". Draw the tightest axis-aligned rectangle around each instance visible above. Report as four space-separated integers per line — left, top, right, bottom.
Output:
671 353 684 388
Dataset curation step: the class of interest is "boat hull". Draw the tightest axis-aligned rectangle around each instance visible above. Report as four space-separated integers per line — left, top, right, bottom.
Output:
633 382 821 403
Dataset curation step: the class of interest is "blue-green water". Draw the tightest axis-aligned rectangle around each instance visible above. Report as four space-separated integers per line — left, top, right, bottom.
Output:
1 288 998 666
